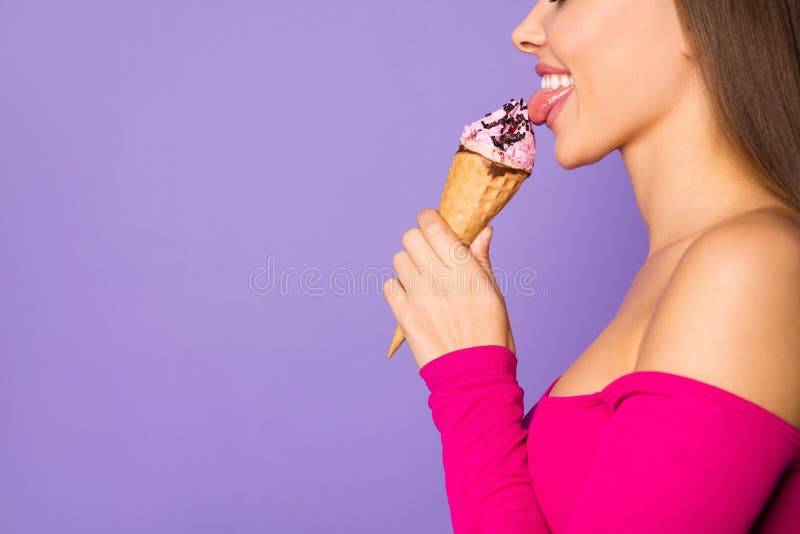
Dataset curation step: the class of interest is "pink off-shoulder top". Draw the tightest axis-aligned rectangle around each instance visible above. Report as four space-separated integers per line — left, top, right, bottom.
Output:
418 345 800 533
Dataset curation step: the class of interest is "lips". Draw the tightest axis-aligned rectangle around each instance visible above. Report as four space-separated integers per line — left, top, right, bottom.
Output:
535 62 572 77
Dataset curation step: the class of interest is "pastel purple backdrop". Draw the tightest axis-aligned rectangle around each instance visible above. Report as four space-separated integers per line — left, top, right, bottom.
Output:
0 1 646 533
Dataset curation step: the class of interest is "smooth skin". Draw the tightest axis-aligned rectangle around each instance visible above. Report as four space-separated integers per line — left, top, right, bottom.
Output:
385 0 800 430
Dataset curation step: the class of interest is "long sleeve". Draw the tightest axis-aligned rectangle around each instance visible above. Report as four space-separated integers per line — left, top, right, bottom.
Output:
418 345 550 533
419 346 800 534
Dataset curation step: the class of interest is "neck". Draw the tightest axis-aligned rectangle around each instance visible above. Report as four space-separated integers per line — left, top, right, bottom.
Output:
619 75 786 261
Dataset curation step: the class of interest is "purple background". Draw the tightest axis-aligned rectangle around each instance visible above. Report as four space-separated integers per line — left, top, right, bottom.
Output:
0 1 646 532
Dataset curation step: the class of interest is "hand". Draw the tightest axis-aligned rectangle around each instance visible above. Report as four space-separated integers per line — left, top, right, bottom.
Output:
383 208 516 370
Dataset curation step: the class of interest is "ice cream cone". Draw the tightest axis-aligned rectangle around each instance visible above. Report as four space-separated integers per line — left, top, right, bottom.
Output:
386 97 535 360
386 150 530 358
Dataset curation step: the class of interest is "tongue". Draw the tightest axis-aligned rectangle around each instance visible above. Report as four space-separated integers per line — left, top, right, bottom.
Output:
529 86 574 125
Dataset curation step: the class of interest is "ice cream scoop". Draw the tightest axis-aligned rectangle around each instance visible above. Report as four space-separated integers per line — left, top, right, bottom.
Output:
460 98 535 174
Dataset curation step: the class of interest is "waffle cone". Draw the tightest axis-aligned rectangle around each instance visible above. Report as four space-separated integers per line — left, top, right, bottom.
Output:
387 149 530 358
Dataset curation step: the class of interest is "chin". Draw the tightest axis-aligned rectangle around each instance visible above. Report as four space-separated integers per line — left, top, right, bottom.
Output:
553 136 591 170
554 130 616 170
554 151 581 170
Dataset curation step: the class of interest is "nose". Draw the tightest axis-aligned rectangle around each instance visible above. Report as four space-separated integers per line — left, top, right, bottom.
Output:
511 3 547 56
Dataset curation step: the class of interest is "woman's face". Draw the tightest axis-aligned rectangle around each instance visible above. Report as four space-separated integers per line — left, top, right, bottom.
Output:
512 0 695 168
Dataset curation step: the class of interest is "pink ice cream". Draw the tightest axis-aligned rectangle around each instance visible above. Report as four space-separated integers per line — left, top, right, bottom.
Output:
459 98 536 174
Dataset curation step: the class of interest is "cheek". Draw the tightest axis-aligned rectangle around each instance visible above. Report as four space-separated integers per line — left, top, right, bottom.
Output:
592 30 688 139
552 2 688 140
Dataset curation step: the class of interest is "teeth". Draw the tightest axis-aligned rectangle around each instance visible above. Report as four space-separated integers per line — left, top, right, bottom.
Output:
541 73 575 90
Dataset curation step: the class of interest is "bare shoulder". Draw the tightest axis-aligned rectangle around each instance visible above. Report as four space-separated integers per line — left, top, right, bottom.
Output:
635 207 800 430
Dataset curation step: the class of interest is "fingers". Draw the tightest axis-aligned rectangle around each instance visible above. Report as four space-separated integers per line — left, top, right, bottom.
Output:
392 250 422 294
401 225 444 271
468 225 493 273
395 208 484 299
467 225 500 295
416 208 474 269
382 277 407 316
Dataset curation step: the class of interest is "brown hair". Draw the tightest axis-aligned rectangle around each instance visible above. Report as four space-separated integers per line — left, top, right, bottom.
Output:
672 1 800 214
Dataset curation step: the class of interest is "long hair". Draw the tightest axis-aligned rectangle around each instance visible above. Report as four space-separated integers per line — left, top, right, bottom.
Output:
672 1 800 214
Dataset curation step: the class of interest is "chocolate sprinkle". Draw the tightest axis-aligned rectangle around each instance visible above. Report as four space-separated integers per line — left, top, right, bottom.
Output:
479 98 532 151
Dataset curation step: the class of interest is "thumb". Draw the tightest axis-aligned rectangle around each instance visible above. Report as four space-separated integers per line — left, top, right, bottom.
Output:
469 225 494 273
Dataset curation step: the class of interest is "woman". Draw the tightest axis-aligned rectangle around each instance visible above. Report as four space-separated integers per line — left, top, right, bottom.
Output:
383 1 800 532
